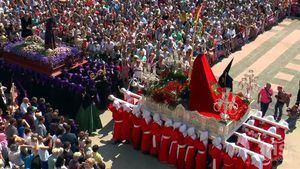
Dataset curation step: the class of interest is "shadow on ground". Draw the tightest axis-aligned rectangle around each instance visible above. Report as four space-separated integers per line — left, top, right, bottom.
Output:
96 120 174 169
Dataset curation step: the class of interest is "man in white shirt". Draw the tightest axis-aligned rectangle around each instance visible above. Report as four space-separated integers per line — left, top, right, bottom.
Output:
20 97 30 115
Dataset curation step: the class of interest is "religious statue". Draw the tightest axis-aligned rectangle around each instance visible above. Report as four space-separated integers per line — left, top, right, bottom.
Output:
45 17 56 49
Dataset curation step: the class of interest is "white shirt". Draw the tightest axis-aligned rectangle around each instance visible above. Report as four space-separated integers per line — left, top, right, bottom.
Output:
38 143 50 162
20 102 29 114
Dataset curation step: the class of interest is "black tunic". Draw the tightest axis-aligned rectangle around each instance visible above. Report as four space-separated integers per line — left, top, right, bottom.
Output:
45 17 56 49
21 17 33 38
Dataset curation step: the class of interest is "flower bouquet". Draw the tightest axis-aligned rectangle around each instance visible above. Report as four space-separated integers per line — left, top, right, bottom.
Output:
144 70 190 109
4 35 81 67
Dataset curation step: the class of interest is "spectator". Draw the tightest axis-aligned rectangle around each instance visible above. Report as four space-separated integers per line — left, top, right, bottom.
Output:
62 141 73 165
5 118 18 140
55 156 68 169
59 124 78 152
37 116 47 137
274 86 285 122
257 83 273 117
48 148 61 169
20 97 30 115
92 145 105 169
286 105 299 130
68 152 81 169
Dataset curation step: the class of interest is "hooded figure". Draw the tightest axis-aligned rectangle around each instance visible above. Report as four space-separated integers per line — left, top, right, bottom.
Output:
121 103 133 142
168 122 183 165
195 131 208 169
260 127 275 169
140 109 153 153
234 148 251 169
245 119 257 138
273 120 288 162
184 127 197 169
158 119 173 162
209 137 223 169
237 133 250 149
108 100 123 142
250 154 263 169
177 124 188 169
149 113 163 156
223 143 236 169
131 105 143 149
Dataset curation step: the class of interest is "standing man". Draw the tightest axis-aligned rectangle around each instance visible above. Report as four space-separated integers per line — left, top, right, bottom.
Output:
257 83 273 117
274 86 285 122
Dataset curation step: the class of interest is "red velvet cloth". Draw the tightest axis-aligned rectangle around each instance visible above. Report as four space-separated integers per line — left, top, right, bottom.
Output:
189 54 249 121
189 54 218 113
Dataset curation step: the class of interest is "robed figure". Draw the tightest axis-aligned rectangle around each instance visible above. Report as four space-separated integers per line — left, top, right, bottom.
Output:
45 17 56 49
20 14 33 38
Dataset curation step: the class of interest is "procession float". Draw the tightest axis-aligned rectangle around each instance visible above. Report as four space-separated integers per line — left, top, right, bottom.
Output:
108 54 289 169
2 35 85 76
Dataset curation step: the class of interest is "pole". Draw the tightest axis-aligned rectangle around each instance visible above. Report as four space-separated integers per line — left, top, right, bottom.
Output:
188 3 206 84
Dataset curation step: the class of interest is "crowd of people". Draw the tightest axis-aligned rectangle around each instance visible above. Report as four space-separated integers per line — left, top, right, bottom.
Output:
0 86 106 169
0 0 289 67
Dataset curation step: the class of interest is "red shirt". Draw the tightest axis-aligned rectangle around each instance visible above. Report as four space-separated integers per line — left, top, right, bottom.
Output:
259 88 273 104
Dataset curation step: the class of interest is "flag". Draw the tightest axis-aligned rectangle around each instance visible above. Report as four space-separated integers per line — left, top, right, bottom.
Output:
218 58 234 91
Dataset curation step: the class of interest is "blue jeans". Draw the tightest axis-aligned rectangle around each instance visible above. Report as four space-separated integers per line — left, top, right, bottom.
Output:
286 118 297 129
274 102 284 121
41 161 48 169
260 102 270 117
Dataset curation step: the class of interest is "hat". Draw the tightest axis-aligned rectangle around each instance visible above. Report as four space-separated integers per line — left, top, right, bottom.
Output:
200 131 209 142
165 119 173 127
247 119 255 126
251 154 263 169
187 127 195 137
212 137 222 147
179 124 187 133
278 120 289 129
132 105 141 116
112 100 121 109
122 103 132 112
173 121 182 129
142 109 151 119
256 111 263 117
265 115 275 122
237 133 250 149
153 113 160 122
226 143 235 158
268 126 276 134
237 148 248 161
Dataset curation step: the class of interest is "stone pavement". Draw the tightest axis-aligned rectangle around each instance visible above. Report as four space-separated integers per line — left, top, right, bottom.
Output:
90 18 300 169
